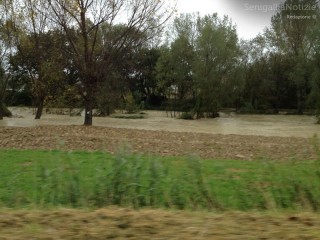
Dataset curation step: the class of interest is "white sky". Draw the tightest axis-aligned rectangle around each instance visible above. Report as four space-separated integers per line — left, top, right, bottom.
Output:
177 0 284 40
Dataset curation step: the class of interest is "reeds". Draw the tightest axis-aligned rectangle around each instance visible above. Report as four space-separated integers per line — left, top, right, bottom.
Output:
1 147 320 211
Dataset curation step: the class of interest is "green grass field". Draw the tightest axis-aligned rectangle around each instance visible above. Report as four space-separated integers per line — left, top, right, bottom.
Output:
1 149 320 211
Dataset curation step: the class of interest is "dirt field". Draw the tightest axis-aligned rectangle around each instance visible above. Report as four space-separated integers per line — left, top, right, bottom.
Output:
0 125 318 160
1 207 320 240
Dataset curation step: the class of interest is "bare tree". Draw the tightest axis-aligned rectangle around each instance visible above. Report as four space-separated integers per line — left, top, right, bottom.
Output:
47 0 175 125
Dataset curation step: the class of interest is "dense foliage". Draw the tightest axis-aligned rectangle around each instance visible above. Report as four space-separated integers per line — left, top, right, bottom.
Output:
0 0 319 123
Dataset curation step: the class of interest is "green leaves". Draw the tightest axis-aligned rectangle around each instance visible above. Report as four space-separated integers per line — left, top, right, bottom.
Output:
193 14 241 116
156 13 242 117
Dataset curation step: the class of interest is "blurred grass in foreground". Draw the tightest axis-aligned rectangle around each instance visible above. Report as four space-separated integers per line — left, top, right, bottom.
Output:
1 208 320 239
0 148 320 211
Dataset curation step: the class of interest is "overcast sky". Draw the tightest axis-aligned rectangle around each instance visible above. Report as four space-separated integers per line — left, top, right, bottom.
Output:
177 0 287 40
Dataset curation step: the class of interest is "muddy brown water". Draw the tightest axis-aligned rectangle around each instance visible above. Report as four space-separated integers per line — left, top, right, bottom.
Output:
1 107 319 138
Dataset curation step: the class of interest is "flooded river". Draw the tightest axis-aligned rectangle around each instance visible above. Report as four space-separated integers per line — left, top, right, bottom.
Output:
1 107 319 138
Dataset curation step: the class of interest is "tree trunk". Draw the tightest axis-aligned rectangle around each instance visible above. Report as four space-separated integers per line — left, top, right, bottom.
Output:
0 103 12 119
35 99 45 119
0 102 3 120
297 90 304 115
84 99 93 126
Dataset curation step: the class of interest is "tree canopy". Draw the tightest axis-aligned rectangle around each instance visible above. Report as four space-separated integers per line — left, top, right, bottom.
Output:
0 0 319 123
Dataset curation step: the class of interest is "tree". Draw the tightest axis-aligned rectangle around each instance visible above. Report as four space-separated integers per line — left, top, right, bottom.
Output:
193 14 241 118
3 0 65 119
0 0 14 119
94 24 161 115
155 45 174 106
155 37 195 114
128 47 161 108
0 62 10 119
240 35 283 112
266 52 296 111
155 13 243 118
10 30 65 119
266 0 319 114
47 0 175 125
307 18 320 122
0 32 8 120
155 14 199 115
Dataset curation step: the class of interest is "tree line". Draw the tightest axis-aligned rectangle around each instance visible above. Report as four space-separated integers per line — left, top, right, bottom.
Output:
0 0 320 124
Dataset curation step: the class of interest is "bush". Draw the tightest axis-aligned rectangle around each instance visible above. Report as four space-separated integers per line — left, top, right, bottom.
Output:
124 93 140 114
178 112 194 120
112 114 145 119
238 102 255 114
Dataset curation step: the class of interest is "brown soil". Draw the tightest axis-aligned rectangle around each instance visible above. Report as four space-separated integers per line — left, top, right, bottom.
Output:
0 208 320 239
0 125 318 160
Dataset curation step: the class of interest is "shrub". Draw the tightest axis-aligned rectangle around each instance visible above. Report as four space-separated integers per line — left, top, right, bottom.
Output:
178 112 194 120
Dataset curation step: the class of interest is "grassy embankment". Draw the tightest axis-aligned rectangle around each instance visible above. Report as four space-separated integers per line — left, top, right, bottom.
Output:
1 144 320 211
